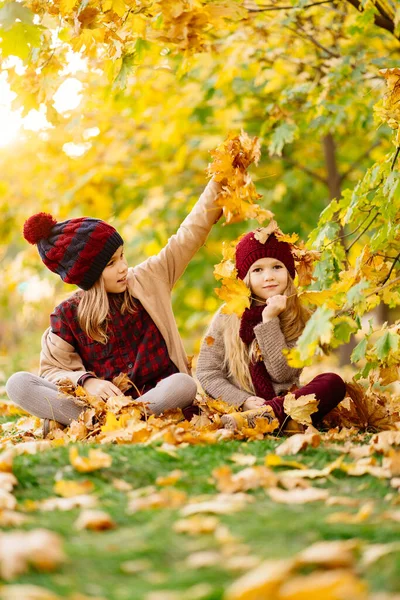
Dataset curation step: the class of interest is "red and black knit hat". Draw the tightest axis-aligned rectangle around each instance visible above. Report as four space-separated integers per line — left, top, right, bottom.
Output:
23 213 124 290
235 231 296 280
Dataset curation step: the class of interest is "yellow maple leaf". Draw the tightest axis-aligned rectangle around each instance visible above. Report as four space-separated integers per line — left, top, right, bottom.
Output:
69 447 112 473
216 277 251 317
54 479 94 498
283 393 319 426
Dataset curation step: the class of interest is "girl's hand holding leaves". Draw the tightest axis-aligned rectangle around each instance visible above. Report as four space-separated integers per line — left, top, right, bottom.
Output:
262 295 287 322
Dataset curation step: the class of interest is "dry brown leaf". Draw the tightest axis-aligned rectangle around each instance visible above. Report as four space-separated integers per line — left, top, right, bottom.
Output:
390 477 400 490
268 486 329 504
283 393 319 426
112 372 134 393
69 447 112 472
181 493 253 516
0 490 17 511
173 515 220 535
0 473 17 492
186 550 222 569
276 429 321 456
296 540 359 568
277 569 368 600
156 469 184 486
0 585 61 600
37 494 97 512
361 542 400 567
325 496 360 508
382 510 400 523
204 336 215 346
326 501 375 524
53 479 94 498
127 488 187 513
225 559 294 600
74 509 116 531
372 431 400 453
112 478 132 492
0 529 65 580
213 465 278 493
278 456 345 480
0 510 29 527
229 453 257 466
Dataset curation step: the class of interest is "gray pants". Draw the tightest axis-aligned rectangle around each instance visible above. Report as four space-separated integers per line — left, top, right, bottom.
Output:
5 372 197 426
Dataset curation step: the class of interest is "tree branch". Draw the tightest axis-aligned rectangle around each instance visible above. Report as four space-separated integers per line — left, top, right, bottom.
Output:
246 0 334 12
382 252 400 285
346 213 380 253
282 154 328 184
345 0 398 39
287 25 340 58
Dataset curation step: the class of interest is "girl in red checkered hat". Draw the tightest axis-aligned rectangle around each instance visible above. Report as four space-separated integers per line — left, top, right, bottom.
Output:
6 180 222 436
197 229 347 431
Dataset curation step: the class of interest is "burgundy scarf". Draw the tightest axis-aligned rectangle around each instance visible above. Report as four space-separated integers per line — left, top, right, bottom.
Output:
239 305 276 401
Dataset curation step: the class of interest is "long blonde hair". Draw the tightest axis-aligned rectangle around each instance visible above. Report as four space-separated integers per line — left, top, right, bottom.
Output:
222 275 311 394
77 276 137 344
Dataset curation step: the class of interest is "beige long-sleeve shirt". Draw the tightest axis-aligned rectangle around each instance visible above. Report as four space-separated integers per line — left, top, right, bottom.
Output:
39 180 222 385
196 311 303 407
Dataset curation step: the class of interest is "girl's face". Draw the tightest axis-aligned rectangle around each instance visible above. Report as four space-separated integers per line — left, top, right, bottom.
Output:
102 245 128 293
248 257 288 302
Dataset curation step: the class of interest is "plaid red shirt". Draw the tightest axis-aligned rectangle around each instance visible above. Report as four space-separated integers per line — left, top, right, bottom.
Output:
50 292 178 397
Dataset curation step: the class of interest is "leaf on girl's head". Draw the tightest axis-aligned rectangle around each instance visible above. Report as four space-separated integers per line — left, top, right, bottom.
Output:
274 230 299 244
216 277 251 317
283 393 319 426
69 447 112 472
253 220 279 243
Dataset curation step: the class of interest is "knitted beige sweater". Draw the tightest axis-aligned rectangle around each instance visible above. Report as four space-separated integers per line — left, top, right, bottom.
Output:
196 311 303 407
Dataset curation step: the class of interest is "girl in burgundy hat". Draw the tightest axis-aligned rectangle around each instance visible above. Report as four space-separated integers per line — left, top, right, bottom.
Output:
6 180 222 436
196 228 347 431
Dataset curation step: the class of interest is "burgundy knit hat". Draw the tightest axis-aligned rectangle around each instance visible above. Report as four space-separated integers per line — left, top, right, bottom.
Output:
23 212 124 290
235 231 296 280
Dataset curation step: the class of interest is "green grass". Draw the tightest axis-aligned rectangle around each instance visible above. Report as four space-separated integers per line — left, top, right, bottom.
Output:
2 440 399 599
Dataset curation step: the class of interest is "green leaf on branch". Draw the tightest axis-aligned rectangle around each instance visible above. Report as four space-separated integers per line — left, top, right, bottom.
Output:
351 337 368 363
268 123 298 157
293 306 335 362
373 330 399 362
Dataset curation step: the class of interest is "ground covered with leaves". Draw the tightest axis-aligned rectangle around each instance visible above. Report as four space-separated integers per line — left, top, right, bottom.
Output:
0 392 399 600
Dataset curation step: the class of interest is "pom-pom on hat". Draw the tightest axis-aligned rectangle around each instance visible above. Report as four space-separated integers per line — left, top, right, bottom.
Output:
23 212 124 290
235 231 296 280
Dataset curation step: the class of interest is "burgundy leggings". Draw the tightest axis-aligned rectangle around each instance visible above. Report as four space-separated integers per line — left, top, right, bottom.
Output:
264 372 346 426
